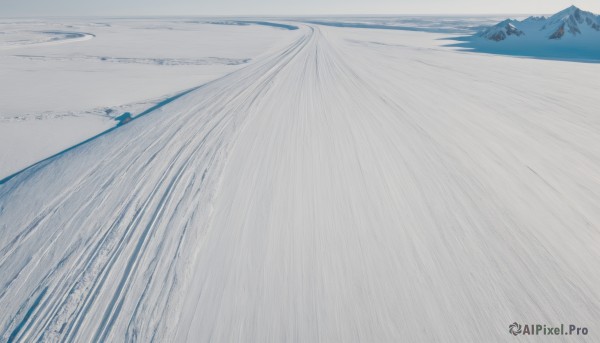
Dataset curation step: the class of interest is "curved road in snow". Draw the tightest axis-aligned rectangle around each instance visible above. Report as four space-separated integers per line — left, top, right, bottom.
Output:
1 24 599 342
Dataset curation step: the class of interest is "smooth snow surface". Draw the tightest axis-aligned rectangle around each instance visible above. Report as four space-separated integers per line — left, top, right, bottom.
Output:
1 23 600 342
0 18 298 178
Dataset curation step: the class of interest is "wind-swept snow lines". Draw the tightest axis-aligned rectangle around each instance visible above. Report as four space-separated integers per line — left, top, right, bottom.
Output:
0 26 312 342
2 23 600 342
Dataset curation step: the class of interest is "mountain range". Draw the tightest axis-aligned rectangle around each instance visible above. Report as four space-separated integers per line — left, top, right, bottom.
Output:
479 5 600 42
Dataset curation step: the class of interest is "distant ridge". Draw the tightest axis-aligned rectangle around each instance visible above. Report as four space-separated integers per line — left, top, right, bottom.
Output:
479 5 600 41
448 5 600 62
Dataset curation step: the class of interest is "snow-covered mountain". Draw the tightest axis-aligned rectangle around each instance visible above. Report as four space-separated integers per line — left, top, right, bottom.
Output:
480 20 525 41
479 5 600 41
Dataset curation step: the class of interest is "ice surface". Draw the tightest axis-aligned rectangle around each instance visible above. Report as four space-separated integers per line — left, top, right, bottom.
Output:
1 19 600 342
0 18 299 178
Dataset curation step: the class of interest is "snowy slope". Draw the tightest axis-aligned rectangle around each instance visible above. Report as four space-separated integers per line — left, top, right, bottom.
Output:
1 23 600 342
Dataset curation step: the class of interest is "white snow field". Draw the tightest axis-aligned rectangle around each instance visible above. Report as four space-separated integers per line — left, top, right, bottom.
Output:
0 18 299 178
1 21 600 342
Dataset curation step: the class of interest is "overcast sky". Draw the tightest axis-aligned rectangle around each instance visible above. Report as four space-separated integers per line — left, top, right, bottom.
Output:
2 0 599 17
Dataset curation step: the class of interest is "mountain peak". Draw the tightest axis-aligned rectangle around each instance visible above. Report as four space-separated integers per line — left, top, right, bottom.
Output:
553 5 583 17
567 5 580 11
478 5 600 42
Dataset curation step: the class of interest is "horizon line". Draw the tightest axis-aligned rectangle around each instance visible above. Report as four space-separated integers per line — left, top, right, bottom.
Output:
0 12 561 19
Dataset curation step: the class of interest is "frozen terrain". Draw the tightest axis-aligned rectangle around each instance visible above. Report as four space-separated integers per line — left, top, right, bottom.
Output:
298 14 504 33
0 18 299 178
1 17 600 342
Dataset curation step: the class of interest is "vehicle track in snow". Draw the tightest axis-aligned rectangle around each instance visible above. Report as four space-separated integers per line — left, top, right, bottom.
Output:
1 24 600 342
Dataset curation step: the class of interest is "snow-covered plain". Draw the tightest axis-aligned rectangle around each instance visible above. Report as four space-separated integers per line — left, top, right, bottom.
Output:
1 18 600 342
0 18 299 178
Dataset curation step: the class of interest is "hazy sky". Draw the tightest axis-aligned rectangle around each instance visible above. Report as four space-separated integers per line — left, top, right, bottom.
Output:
2 0 599 16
